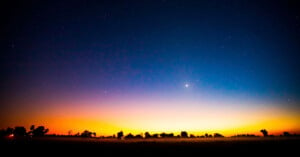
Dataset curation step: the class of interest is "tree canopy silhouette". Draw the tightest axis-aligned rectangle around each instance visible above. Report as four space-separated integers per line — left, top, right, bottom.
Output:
260 129 268 137
160 133 174 138
144 132 151 138
30 125 49 137
13 126 27 137
81 130 95 137
283 132 291 137
181 131 188 138
117 131 123 139
125 133 134 139
214 133 224 138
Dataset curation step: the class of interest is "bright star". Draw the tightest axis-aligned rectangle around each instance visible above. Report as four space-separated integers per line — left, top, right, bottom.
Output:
185 83 189 88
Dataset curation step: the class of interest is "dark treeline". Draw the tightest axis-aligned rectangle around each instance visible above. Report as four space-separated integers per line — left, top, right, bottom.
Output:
0 125 48 138
1 126 300 142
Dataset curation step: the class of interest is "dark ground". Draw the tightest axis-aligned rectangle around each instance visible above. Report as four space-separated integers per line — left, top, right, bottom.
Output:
1 137 299 157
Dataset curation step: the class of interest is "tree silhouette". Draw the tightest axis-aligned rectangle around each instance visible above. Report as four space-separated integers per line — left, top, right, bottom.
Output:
135 134 143 139
30 125 35 131
152 134 159 138
75 132 80 136
283 132 291 137
117 131 123 139
32 126 49 137
6 127 14 135
181 131 188 138
6 127 14 136
160 133 174 138
13 126 27 137
145 132 151 138
125 133 134 139
214 133 224 138
68 130 73 136
81 130 93 137
160 132 166 138
0 127 14 138
260 129 268 137
205 133 212 138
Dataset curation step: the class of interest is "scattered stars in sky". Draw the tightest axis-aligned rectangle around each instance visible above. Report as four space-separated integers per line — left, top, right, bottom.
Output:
2 0 300 135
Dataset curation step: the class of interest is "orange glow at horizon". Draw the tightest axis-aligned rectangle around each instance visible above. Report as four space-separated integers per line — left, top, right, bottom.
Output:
2 97 300 137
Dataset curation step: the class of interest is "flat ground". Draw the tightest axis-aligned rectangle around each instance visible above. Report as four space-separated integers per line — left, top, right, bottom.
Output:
1 137 299 156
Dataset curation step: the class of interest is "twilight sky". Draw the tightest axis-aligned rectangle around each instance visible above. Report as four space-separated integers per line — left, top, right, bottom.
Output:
1 0 300 136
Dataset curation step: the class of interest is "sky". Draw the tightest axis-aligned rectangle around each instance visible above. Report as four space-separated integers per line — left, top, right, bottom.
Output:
1 0 300 136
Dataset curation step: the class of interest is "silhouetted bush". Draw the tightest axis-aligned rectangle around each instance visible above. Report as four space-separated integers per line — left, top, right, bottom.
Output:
168 133 174 137
117 131 123 139
181 131 188 138
283 132 291 137
260 129 268 137
152 134 159 138
205 133 212 138
144 132 151 138
214 133 224 138
160 132 166 138
125 133 134 139
135 134 143 139
31 126 49 137
13 126 27 137
6 127 14 135
231 134 258 137
281 132 300 137
75 132 80 136
160 133 174 138
0 127 13 138
81 130 93 137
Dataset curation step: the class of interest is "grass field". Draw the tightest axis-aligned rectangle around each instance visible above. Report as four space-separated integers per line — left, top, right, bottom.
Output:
1 136 299 156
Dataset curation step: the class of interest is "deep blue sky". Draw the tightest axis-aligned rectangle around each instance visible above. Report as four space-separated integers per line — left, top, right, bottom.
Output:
2 0 300 109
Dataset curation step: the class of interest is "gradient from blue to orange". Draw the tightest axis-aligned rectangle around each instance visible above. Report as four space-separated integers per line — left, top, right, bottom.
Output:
1 0 300 136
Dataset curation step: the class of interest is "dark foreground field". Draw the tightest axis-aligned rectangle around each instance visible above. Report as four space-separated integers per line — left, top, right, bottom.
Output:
1 137 300 156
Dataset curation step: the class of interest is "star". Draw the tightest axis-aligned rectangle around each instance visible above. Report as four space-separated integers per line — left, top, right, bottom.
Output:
185 83 189 88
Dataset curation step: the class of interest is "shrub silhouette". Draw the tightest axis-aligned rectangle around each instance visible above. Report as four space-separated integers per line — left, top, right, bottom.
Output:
117 131 123 139
31 126 49 137
135 134 143 139
205 133 212 138
6 127 14 135
30 125 35 131
13 126 27 137
125 133 134 139
160 132 166 138
283 132 291 137
181 131 188 138
145 132 151 138
0 127 14 138
260 129 268 137
81 130 93 137
152 134 159 138
231 134 258 137
124 133 144 139
214 133 224 138
160 133 174 138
